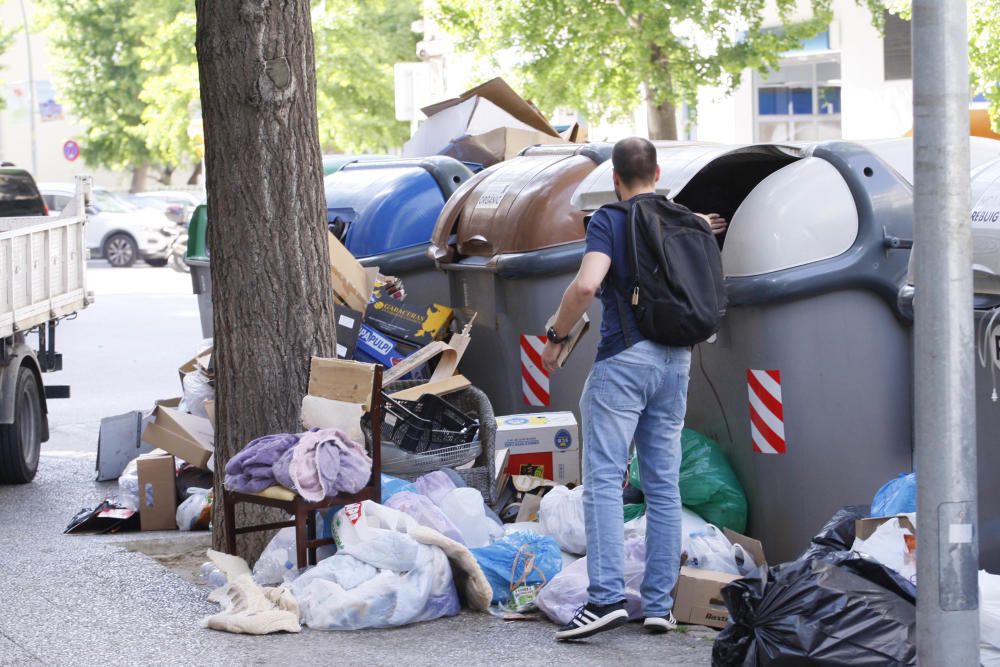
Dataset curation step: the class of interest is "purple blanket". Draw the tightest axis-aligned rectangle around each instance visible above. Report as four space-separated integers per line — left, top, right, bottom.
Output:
279 428 372 501
224 432 300 493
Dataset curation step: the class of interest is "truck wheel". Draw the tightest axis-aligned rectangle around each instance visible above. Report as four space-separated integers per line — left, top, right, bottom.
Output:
104 233 138 268
0 368 43 483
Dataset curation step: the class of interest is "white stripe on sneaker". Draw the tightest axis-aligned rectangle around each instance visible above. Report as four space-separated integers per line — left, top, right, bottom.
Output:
556 609 629 641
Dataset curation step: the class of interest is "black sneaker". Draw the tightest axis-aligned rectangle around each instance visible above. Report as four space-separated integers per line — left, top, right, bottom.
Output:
643 612 678 634
555 601 629 641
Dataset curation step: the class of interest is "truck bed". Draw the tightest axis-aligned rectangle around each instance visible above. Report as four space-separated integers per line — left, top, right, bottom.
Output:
0 206 88 339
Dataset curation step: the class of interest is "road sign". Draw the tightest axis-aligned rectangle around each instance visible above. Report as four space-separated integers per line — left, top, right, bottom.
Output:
62 140 80 162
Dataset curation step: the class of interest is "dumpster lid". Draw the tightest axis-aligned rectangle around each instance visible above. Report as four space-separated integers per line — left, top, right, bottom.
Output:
569 142 801 211
429 150 604 261
857 137 1000 185
968 155 1000 295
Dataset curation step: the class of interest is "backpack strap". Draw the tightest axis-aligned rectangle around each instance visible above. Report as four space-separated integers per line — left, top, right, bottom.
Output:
598 200 639 349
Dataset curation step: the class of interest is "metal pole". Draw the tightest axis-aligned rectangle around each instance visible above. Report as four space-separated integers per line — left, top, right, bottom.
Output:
912 1 980 665
18 0 37 176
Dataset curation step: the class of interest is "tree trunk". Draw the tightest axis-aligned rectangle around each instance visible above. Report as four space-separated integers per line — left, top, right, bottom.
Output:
646 94 678 141
187 161 203 186
195 0 335 563
130 163 149 193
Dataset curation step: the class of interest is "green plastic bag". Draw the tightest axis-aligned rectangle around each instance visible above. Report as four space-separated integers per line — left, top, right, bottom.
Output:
623 502 646 522
628 428 747 533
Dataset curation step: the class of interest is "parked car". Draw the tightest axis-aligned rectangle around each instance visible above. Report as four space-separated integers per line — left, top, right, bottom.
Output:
130 189 205 225
39 183 177 268
0 167 47 218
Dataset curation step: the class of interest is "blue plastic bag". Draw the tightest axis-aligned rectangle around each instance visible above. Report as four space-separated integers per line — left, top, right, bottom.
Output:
471 532 562 608
870 472 916 517
381 473 417 503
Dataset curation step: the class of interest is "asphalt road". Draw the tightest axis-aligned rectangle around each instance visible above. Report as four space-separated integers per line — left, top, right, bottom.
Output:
0 262 716 666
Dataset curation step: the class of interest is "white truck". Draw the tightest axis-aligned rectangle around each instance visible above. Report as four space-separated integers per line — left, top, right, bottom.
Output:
0 174 91 482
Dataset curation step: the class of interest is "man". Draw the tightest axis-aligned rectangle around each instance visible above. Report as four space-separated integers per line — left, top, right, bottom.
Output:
543 137 726 640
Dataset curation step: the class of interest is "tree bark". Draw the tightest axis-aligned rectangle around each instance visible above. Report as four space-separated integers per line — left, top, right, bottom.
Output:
645 93 678 141
187 161 203 186
195 0 335 563
130 163 149 193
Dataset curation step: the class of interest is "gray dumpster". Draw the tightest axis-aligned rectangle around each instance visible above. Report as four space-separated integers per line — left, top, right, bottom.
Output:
574 137 1000 567
428 143 610 417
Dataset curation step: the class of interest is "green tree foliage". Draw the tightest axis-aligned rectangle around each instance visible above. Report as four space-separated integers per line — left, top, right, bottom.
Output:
437 0 843 138
40 0 155 178
313 0 420 152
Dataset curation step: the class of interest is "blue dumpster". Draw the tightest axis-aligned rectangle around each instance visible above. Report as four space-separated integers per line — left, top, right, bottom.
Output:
326 156 473 306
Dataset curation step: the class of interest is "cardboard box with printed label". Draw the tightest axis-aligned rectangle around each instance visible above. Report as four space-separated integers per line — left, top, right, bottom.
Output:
672 529 767 629
355 324 430 381
364 293 453 346
495 412 580 485
141 406 214 470
136 451 177 531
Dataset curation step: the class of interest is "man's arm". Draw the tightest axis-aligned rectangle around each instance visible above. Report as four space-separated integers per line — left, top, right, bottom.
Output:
542 251 611 371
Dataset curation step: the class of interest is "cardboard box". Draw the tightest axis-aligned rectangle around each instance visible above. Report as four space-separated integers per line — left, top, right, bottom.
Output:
495 412 580 485
855 513 916 541
672 530 767 629
355 324 430 380
334 305 363 360
364 293 453 346
136 452 177 531
141 406 214 470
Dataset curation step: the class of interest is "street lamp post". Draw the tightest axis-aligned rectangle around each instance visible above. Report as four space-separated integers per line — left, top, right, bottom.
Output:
17 0 38 176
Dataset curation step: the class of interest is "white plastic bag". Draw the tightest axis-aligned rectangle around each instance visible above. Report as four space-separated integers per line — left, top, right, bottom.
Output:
686 524 740 574
537 537 647 624
851 517 915 582
538 485 586 555
253 527 298 585
178 368 214 418
980 570 1000 666
118 459 140 511
440 487 503 548
176 487 211 531
386 491 465 544
413 470 457 506
295 501 460 629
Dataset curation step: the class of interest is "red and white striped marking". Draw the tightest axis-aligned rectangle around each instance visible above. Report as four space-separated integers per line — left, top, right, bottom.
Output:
520 335 551 406
747 369 786 454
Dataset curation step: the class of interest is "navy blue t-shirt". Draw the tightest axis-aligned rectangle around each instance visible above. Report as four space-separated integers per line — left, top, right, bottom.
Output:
586 200 645 361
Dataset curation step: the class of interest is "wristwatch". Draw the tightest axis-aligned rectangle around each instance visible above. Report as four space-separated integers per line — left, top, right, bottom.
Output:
547 326 569 344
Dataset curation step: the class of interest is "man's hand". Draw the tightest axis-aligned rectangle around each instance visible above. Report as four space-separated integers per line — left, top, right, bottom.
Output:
699 212 728 236
542 340 563 372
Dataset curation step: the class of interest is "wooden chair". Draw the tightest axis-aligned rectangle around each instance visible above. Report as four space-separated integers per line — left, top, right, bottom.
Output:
222 359 383 569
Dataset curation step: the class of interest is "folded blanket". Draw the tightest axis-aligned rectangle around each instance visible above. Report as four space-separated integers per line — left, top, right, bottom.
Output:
287 428 372 501
224 433 300 494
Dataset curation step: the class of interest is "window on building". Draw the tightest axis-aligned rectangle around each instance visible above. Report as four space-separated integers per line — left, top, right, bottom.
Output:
883 12 912 81
755 58 842 142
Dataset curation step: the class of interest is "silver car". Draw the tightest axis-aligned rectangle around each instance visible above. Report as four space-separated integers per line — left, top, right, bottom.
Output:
39 183 178 267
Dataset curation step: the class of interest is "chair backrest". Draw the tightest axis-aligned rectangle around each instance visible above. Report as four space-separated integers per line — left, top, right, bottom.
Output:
308 358 380 411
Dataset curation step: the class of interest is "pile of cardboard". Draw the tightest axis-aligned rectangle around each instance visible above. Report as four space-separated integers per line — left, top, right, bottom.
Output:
327 233 475 401
402 78 569 168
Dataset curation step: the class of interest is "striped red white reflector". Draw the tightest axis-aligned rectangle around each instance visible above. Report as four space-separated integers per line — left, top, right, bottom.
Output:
747 369 786 454
520 335 551 406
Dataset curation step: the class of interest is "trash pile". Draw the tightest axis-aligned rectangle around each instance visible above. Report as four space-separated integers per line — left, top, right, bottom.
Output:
711 470 1000 666
67 342 217 534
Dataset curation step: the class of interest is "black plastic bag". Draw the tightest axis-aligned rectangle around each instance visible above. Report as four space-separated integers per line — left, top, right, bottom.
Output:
799 505 869 561
712 552 916 666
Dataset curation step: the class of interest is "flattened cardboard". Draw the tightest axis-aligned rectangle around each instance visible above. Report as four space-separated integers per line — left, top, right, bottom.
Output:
328 233 374 312
203 400 216 429
136 452 177 531
855 514 917 541
334 305 363 360
420 78 559 138
95 411 153 481
388 375 471 401
141 406 214 470
441 127 564 168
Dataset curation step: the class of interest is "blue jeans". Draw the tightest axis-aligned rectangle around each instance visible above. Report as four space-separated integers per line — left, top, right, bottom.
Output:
580 340 691 616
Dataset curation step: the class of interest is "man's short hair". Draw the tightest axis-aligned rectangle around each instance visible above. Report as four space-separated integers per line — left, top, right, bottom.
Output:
612 137 658 187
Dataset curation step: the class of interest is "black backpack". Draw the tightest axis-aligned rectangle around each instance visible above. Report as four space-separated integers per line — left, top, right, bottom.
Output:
603 193 727 347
